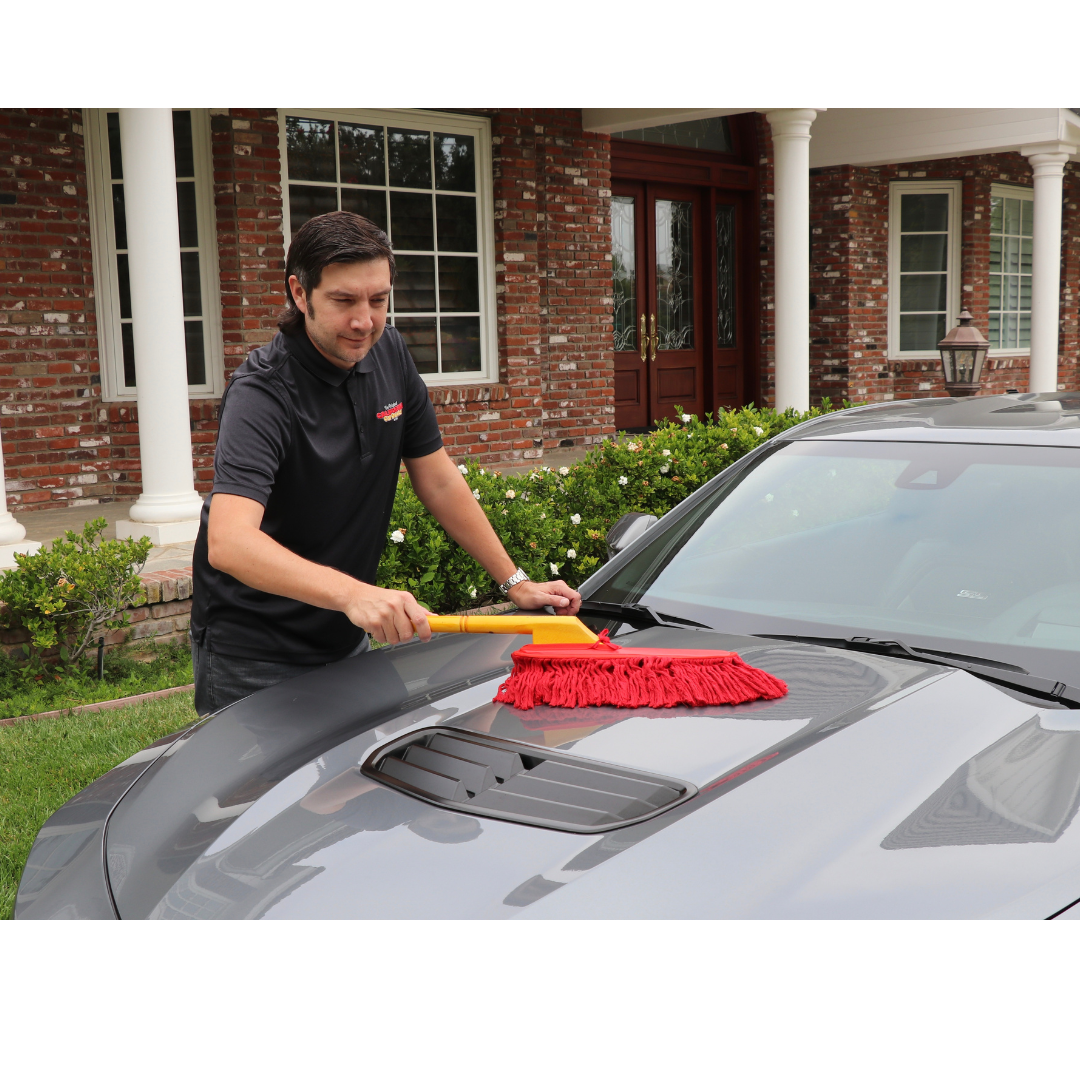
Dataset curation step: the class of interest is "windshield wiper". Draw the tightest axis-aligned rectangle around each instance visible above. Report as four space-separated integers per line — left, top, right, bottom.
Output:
754 633 1080 708
577 600 714 631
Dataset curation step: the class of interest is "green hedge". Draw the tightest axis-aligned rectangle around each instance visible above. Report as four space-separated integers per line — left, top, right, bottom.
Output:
376 403 842 613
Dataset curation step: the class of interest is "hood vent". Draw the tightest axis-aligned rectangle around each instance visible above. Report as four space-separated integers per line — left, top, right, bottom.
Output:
362 728 696 833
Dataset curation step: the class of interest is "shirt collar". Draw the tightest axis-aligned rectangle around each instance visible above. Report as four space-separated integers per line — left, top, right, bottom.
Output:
283 328 376 385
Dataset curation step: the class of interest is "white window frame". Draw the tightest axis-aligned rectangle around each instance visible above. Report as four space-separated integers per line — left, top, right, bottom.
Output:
278 108 498 386
988 182 1033 356
888 180 962 360
85 108 225 401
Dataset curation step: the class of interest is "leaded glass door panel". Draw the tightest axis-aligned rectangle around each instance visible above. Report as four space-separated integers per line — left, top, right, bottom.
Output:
611 182 706 429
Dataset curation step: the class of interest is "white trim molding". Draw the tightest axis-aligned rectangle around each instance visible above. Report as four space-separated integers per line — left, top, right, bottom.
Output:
278 108 498 387
84 109 225 402
888 179 962 361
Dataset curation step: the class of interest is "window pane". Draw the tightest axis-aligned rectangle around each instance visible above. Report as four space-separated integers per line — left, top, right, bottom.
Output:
434 133 475 192
900 233 947 273
440 316 481 372
339 123 384 186
1020 276 1031 310
1004 236 1020 274
117 254 132 319
340 188 387 232
390 192 434 250
388 129 431 188
112 185 127 250
990 195 1002 233
185 321 206 385
122 321 136 387
899 274 946 313
900 192 949 232
611 195 636 352
616 117 732 154
715 204 736 348
172 110 195 178
176 181 198 248
1003 198 1022 236
181 252 202 317
436 195 477 252
1019 314 1031 347
899 313 944 351
289 184 337 239
989 314 1001 348
989 275 1001 310
989 234 1001 273
107 112 123 180
655 199 694 350
393 255 436 311
1005 314 1018 349
1005 274 1019 312
438 256 479 312
1020 238 1032 274
286 117 336 183
1021 198 1033 237
395 317 438 374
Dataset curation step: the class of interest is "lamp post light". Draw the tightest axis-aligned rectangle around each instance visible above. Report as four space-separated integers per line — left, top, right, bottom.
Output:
937 309 990 397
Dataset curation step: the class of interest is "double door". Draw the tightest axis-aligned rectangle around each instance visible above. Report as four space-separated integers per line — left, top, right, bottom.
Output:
612 179 746 429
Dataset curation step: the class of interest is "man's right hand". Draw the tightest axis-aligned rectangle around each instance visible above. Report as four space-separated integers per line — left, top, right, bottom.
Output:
343 581 433 645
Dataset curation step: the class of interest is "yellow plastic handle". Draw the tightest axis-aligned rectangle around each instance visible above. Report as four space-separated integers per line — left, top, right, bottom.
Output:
425 614 598 645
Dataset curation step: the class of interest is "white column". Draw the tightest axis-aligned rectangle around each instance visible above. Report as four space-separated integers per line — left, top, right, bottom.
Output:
0 427 41 569
766 109 817 413
1022 142 1075 394
115 108 204 545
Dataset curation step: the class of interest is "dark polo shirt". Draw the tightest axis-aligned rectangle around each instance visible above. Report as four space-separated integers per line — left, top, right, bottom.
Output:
190 326 443 663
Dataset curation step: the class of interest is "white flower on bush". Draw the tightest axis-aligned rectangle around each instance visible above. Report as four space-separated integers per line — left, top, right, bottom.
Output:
559 466 570 476
681 413 695 423
570 513 581 525
390 530 405 544
550 562 560 575
660 464 670 474
626 441 639 451
540 512 546 519
753 426 764 436
469 587 477 599
505 489 516 499
618 475 628 486
479 468 486 475
472 488 480 499
662 449 671 456
721 443 728 450
457 463 468 474
566 548 577 559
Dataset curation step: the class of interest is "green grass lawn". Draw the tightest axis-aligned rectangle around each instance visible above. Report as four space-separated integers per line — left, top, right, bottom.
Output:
0 691 200 920
0 641 193 721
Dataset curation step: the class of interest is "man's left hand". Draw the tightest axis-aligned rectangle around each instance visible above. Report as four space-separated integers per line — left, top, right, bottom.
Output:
507 578 582 615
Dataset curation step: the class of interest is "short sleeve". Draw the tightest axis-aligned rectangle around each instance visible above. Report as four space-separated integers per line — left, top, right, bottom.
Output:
211 376 293 505
400 341 444 460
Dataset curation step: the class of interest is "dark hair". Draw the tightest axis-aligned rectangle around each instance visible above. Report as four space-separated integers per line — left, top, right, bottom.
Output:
279 210 396 336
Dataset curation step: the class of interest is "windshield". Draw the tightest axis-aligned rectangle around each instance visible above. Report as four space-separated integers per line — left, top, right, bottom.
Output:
590 439 1080 681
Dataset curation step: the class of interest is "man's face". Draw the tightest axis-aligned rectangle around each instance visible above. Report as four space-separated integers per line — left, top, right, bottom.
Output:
289 259 392 371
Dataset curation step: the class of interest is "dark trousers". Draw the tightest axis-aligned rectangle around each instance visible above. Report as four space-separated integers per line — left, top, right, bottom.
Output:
191 635 370 716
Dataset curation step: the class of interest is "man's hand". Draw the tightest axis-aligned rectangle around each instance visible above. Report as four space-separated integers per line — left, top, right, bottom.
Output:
342 581 432 645
507 578 582 615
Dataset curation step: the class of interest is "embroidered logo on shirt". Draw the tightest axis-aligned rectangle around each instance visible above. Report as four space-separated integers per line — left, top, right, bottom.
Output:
377 401 403 422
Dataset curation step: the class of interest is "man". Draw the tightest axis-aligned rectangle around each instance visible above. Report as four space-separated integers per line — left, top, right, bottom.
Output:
190 211 580 715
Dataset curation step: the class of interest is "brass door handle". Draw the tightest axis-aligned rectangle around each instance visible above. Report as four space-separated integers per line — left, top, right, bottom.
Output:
649 314 658 362
639 313 647 363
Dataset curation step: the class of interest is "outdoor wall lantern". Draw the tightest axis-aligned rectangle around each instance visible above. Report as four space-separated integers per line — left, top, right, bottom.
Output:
937 310 990 396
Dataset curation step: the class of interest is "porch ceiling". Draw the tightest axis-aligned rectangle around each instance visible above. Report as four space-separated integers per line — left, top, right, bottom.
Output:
582 108 1080 167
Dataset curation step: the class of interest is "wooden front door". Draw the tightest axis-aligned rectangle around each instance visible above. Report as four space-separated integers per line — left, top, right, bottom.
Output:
611 125 758 430
612 181 706 429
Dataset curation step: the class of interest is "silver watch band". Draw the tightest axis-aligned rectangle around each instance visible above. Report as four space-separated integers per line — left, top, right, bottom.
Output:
499 567 530 595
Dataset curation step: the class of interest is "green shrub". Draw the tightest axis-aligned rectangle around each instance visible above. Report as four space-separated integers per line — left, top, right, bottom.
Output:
377 403 844 612
0 517 152 668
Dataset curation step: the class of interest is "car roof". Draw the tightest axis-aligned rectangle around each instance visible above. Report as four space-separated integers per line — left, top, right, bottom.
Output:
783 392 1080 447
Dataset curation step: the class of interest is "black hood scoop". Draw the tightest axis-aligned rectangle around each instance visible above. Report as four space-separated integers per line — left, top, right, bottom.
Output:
361 729 696 833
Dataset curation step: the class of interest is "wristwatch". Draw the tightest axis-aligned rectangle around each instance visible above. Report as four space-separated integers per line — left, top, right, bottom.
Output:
499 567 531 596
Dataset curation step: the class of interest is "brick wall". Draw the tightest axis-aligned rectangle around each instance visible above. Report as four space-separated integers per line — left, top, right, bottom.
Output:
803 153 1080 405
1 107 616 514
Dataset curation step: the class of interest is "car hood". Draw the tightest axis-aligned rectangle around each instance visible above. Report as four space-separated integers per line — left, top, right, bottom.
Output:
104 628 1080 919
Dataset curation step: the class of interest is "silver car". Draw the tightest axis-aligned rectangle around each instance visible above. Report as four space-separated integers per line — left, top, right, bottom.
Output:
16 392 1080 919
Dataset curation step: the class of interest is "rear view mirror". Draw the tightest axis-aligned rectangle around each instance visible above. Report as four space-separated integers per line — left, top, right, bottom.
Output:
605 512 658 559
